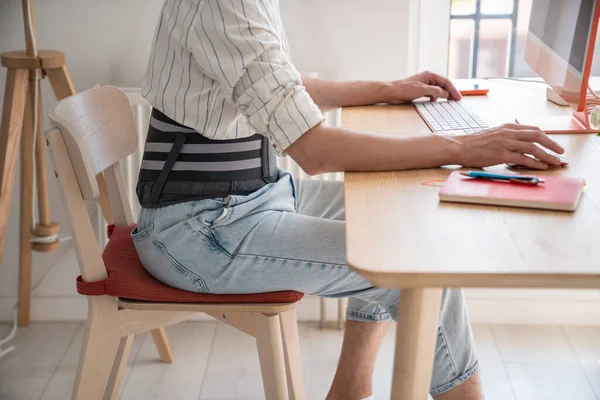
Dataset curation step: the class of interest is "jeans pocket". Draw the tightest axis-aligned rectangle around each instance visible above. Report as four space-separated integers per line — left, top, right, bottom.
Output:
131 223 154 241
131 222 210 293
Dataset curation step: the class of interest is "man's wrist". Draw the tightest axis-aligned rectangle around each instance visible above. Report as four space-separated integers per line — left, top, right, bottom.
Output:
436 134 464 166
344 80 394 106
375 81 395 104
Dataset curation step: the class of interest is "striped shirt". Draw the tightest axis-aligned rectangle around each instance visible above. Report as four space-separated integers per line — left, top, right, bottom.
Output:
141 0 325 153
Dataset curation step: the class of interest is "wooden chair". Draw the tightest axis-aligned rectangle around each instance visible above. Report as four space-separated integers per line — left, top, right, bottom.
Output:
47 86 305 400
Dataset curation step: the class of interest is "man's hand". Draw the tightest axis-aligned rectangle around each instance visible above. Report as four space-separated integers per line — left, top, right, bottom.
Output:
452 123 565 169
383 71 463 104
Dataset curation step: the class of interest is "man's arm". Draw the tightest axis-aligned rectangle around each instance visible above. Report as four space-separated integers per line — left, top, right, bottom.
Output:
285 123 565 175
302 71 463 112
188 1 563 175
301 77 390 112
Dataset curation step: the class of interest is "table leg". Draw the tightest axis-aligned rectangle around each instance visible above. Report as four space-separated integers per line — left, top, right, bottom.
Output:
391 288 443 400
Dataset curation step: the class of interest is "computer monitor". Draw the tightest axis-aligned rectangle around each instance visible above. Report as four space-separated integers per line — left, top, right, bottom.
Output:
524 0 600 132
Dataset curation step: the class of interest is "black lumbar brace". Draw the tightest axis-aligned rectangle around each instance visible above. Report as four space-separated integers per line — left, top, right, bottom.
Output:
136 109 278 208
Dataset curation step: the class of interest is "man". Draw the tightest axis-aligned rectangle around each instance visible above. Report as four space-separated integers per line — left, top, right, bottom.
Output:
133 1 565 399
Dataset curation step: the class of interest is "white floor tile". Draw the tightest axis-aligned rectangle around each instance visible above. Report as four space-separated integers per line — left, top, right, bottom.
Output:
562 326 600 365
581 365 600 399
491 325 577 363
121 322 216 400
0 322 80 400
40 325 146 400
562 326 600 398
199 322 264 400
471 325 516 400
506 363 598 400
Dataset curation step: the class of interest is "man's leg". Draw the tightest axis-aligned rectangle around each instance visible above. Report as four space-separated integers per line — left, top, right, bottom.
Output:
154 177 481 399
326 321 389 400
295 180 482 400
434 372 482 400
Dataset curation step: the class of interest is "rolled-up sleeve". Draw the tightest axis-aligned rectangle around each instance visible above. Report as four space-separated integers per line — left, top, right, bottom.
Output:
189 0 325 152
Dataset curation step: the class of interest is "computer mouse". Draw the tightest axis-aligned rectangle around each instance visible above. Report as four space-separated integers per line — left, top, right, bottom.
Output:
506 158 568 170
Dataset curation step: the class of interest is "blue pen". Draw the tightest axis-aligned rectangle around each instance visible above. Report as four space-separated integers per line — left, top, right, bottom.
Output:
460 171 544 185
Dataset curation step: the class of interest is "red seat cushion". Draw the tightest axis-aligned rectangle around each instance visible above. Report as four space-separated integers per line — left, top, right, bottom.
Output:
76 224 303 304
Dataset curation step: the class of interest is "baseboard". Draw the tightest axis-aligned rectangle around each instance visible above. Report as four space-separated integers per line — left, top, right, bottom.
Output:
2 294 600 325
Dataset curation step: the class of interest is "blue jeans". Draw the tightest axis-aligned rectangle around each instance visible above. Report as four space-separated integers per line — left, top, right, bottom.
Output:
132 172 478 395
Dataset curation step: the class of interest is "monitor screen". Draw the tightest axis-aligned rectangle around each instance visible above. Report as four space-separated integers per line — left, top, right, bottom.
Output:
526 0 598 110
529 0 595 73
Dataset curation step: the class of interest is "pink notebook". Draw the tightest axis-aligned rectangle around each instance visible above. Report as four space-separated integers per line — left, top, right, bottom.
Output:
439 171 584 211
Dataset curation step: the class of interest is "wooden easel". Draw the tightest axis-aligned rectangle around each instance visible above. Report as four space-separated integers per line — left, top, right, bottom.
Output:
0 1 173 365
0 0 113 326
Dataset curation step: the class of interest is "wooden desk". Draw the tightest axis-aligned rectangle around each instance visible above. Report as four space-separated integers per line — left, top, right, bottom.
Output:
342 80 600 400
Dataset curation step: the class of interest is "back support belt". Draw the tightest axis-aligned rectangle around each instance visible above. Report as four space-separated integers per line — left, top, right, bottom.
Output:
136 109 278 207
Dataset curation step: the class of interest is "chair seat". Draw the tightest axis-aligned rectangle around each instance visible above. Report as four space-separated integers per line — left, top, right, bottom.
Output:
76 224 304 304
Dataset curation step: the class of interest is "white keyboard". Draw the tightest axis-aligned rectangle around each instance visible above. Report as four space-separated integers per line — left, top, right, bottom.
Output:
415 100 490 135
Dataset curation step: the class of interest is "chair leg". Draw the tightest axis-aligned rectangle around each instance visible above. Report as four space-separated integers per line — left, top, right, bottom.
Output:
319 298 326 329
103 335 133 400
150 327 174 364
337 298 346 331
280 308 304 400
255 313 289 400
72 297 122 400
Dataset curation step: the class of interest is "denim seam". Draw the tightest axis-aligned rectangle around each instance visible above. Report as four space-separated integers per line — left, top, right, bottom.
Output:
184 220 233 258
430 361 480 396
438 326 460 378
346 310 392 322
151 237 210 292
235 252 346 267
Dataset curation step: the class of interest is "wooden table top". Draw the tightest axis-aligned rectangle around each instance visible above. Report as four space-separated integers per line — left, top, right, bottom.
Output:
342 79 600 289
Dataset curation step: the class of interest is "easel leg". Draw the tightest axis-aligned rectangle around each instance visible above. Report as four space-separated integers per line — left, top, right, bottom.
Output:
0 69 29 262
18 78 35 326
391 288 442 400
32 80 60 248
45 65 75 100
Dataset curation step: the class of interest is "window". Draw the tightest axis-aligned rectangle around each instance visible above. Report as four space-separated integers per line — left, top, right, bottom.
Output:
448 0 600 79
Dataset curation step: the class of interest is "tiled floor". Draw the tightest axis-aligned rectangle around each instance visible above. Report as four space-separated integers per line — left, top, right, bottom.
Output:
0 322 599 400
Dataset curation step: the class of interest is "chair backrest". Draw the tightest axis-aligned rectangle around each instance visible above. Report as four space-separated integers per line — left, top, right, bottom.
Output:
47 86 139 282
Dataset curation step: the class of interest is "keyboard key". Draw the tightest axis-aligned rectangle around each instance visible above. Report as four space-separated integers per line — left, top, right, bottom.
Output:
414 100 489 135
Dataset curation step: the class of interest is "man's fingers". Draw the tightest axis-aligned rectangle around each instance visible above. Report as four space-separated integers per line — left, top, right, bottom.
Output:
422 71 462 100
505 152 549 170
503 122 540 130
506 140 561 166
423 84 450 99
508 128 565 154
